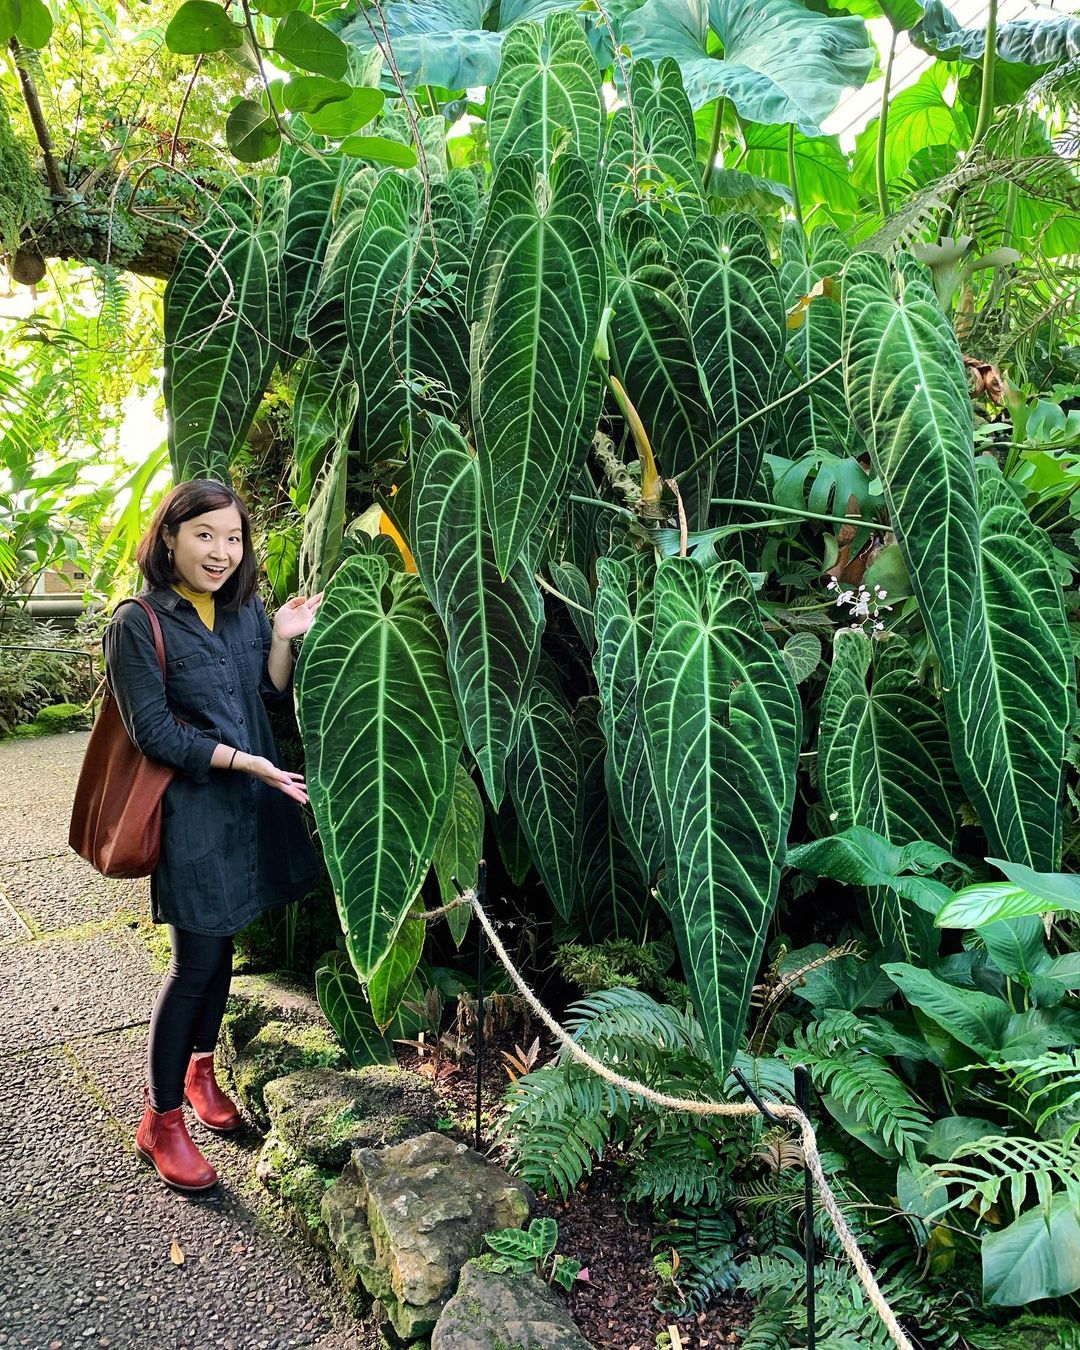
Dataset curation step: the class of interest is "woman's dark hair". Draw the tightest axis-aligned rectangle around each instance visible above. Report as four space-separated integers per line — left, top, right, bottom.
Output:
136 479 257 611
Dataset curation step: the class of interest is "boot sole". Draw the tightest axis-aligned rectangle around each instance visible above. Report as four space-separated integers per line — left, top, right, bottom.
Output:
184 1098 243 1133
136 1143 218 1192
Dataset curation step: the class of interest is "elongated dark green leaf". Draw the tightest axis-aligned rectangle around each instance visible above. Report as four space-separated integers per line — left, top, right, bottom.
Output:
606 216 714 527
164 179 287 480
819 631 957 852
574 696 652 941
432 764 484 948
411 417 545 807
468 152 604 577
297 381 357 595
948 462 1074 869
779 222 854 461
617 0 872 130
882 962 1010 1057
316 950 394 1066
842 252 978 688
593 553 664 889
642 557 801 1075
346 175 469 463
301 181 371 369
547 560 594 650
507 680 582 920
489 11 604 176
368 912 425 1028
296 554 461 978
280 146 365 359
291 354 355 509
678 213 784 508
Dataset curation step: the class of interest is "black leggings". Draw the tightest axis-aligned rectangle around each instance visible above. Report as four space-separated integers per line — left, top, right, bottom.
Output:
148 928 234 1113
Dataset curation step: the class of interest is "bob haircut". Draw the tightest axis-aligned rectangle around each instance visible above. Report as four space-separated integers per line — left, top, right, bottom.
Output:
136 479 258 612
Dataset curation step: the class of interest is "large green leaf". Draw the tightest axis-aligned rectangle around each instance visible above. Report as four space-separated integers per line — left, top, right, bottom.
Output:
819 631 957 852
410 417 544 807
606 215 714 527
432 764 485 948
851 64 968 202
346 175 469 463
368 912 425 1028
291 355 356 509
912 0 1080 69
574 696 652 941
489 12 604 177
778 223 855 462
948 463 1074 869
743 126 863 216
618 0 872 130
882 963 1011 1058
467 152 604 577
593 552 664 890
507 679 582 920
842 252 978 688
983 1193 1080 1306
296 554 461 978
678 213 784 508
641 557 801 1075
316 950 423 1067
164 179 287 480
297 381 357 595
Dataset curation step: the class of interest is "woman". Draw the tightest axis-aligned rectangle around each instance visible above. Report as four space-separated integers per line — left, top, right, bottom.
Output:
103 478 321 1193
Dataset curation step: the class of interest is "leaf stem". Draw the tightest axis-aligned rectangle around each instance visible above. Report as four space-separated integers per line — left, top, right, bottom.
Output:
875 28 897 221
703 98 724 192
710 498 875 529
568 493 635 520
534 573 593 616
787 123 802 229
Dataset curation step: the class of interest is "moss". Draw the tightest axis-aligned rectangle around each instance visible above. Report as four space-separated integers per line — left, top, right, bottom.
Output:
119 910 172 973
231 1019 348 1127
33 702 90 731
987 1314 1080 1350
256 1130 336 1242
0 90 44 254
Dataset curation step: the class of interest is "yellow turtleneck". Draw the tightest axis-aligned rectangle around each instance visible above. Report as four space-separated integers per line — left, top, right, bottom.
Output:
171 581 216 632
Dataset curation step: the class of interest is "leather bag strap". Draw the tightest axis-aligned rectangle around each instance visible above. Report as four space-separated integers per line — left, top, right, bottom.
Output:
114 596 167 683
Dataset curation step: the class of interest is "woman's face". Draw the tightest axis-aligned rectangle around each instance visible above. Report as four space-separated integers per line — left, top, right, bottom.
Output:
163 506 244 595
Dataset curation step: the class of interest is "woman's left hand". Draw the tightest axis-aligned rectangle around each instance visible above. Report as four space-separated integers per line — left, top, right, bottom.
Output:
273 593 324 641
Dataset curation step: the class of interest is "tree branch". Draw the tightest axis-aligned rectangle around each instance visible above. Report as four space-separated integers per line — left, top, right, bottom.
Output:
8 37 69 200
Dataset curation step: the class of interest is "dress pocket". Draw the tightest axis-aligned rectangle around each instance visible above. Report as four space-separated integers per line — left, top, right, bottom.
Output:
231 638 261 693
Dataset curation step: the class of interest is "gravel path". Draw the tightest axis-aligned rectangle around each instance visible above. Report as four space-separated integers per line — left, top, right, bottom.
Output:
0 732 376 1350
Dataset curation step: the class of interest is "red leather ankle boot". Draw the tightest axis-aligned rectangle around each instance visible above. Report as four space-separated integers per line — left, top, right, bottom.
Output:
135 1091 218 1192
184 1054 243 1132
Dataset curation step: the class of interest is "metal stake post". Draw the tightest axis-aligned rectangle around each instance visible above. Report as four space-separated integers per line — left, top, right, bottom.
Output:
473 859 487 1153
795 1065 816 1349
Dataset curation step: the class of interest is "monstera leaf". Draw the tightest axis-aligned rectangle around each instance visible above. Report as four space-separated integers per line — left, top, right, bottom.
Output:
574 696 652 941
346 174 469 463
296 554 461 979
617 0 872 130
642 557 801 1075
678 214 785 508
410 417 545 807
593 552 664 891
468 152 604 577
507 678 582 920
339 0 583 93
164 179 287 480
488 12 604 176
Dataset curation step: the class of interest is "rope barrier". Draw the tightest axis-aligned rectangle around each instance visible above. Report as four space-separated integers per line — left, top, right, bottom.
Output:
439 885 914 1350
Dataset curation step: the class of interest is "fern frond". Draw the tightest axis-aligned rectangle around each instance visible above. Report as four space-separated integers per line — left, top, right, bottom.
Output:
1000 1052 1080 1142
926 1133 1080 1223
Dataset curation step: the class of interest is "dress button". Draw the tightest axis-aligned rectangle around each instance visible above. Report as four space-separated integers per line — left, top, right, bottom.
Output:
220 657 226 665
251 640 257 648
228 686 235 695
238 717 244 725
177 661 184 670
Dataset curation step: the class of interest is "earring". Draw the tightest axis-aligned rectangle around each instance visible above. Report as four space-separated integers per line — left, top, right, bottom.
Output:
167 548 175 568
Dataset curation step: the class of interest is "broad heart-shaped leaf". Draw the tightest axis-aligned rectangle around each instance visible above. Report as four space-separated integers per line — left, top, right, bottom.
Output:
339 0 580 91
602 59 705 253
574 696 653 942
410 418 544 808
316 950 423 1067
468 152 604 578
842 252 978 689
295 554 461 979
678 213 784 509
367 912 425 1028
617 0 872 131
507 680 582 921
593 553 664 890
164 178 287 480
274 11 349 79
882 963 1011 1058
778 222 855 462
166 0 243 54
947 462 1074 869
226 99 280 163
819 631 957 854
606 214 714 529
912 0 1080 69
346 174 470 465
279 146 366 361
432 763 484 948
642 557 801 1077
489 12 604 177
983 1193 1080 1306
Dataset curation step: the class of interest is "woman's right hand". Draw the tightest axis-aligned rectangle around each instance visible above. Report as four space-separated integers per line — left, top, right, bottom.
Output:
240 754 309 805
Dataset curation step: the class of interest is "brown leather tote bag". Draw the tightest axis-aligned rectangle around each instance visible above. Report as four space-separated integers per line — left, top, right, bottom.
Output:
69 598 175 878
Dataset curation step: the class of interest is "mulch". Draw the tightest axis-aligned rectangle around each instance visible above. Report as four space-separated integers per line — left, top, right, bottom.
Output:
396 1031 752 1350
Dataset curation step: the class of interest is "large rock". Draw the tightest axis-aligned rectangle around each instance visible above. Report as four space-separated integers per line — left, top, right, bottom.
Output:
323 1131 534 1342
432 1260 596 1350
220 971 323 1064
230 1019 349 1128
264 1065 438 1170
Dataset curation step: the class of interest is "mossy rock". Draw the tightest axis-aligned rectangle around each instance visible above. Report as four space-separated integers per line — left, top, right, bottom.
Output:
231 1019 348 1129
264 1066 439 1171
34 702 90 731
256 1127 337 1245
219 970 325 1067
431 1260 595 1350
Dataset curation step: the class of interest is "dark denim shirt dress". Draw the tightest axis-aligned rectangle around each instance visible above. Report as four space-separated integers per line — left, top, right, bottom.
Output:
102 586 320 937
